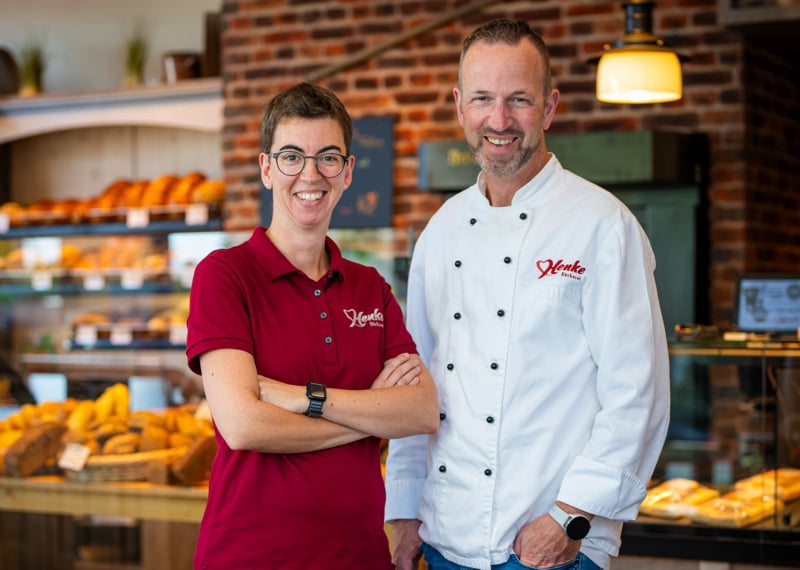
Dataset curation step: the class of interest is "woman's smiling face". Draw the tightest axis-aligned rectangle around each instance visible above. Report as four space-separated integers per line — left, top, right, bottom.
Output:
260 116 353 231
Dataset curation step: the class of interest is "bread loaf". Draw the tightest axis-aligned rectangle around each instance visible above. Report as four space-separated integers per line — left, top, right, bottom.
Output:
171 434 217 485
3 422 67 477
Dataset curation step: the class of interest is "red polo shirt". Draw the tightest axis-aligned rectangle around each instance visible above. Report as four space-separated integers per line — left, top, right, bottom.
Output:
187 228 416 570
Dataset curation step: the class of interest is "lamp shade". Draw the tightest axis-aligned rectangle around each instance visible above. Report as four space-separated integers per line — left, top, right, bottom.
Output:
596 45 682 104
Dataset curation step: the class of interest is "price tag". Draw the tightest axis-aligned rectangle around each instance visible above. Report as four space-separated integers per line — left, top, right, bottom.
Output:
75 325 98 346
58 443 92 472
110 325 133 346
126 208 150 228
83 273 105 291
22 237 61 269
31 271 54 291
169 324 188 345
121 269 144 290
0 213 9 234
185 204 209 226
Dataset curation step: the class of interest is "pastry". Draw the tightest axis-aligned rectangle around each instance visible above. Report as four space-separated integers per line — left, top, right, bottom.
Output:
190 179 225 205
141 174 178 208
640 478 719 519
734 468 800 501
102 432 141 455
168 171 206 205
140 424 170 452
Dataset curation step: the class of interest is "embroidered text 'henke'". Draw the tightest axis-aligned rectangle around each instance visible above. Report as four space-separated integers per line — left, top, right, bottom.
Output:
536 259 586 281
343 308 385 328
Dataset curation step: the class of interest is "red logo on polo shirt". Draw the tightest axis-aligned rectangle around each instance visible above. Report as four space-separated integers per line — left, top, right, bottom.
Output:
343 308 385 328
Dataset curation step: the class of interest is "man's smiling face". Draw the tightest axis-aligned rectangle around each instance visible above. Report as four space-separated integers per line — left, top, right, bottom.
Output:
454 38 557 185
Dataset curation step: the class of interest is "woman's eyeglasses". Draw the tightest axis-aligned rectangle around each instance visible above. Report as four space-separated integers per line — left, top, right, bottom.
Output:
270 151 349 178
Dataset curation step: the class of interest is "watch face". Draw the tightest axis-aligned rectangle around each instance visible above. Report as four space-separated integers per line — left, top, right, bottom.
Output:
307 382 326 400
566 516 591 540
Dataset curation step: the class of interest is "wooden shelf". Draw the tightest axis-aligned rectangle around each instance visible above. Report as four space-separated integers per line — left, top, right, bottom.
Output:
0 476 206 523
0 77 222 144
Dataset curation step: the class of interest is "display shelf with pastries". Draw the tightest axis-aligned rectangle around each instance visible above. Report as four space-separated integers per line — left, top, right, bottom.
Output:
0 383 212 570
618 341 800 567
0 237 195 298
0 235 188 296
0 172 225 238
67 303 189 351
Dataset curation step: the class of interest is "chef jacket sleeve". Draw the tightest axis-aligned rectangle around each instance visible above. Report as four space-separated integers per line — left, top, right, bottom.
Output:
384 231 434 521
558 210 670 521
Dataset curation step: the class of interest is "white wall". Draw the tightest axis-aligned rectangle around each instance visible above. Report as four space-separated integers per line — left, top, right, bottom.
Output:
0 0 221 93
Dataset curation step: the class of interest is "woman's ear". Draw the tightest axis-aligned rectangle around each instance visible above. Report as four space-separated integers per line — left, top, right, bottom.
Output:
259 152 273 190
342 154 355 190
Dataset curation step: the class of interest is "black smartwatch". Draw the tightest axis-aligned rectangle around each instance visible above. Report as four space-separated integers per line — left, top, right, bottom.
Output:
549 504 591 540
304 382 327 418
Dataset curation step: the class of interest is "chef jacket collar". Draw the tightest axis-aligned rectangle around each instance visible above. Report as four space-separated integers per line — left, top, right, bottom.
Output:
475 153 559 206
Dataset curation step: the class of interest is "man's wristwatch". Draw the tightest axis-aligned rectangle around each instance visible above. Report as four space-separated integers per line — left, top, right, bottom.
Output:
304 382 327 418
549 504 591 540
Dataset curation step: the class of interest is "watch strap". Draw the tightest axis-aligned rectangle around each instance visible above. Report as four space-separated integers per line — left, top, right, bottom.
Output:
549 504 591 540
305 397 324 418
548 504 570 527
304 382 326 418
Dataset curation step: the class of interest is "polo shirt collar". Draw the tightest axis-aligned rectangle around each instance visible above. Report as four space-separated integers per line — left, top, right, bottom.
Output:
250 227 344 283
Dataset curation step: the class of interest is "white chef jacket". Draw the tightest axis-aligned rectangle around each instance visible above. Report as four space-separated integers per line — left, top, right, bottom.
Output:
385 155 670 570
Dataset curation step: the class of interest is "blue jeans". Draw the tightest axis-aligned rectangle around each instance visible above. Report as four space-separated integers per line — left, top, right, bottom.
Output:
420 542 602 570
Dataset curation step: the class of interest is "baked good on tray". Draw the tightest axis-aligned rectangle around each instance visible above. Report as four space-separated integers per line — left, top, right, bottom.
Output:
640 478 720 519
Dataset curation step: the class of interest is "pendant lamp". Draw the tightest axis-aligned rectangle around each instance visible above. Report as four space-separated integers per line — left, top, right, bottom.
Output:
593 0 686 104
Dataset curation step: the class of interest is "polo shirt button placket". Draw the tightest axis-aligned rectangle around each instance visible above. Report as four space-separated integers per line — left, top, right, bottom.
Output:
313 287 333 350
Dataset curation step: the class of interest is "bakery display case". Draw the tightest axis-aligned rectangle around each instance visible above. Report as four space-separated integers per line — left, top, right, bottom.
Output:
621 339 800 566
0 176 231 409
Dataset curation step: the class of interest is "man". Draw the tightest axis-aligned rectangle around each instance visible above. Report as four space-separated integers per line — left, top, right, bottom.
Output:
385 18 670 570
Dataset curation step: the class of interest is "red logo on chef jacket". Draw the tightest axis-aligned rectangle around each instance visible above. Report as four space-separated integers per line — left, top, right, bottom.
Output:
343 308 385 328
536 259 586 281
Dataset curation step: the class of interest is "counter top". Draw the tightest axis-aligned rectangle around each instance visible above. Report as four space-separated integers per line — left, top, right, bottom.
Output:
0 476 207 523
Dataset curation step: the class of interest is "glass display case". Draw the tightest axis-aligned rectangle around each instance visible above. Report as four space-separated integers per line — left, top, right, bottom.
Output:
622 339 800 566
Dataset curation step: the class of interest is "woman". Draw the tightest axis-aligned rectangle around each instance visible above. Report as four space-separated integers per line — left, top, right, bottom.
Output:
186 82 439 569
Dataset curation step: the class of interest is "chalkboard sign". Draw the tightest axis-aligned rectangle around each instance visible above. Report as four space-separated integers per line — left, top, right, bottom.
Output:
260 115 394 228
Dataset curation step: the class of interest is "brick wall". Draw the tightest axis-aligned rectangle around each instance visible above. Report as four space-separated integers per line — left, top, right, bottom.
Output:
219 0 799 328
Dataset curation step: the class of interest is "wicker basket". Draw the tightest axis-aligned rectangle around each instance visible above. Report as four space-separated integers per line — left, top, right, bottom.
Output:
63 447 187 483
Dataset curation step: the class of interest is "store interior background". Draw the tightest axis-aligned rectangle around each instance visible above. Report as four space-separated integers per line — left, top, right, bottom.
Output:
2 0 798 329
2 1 800 569
2 0 799 331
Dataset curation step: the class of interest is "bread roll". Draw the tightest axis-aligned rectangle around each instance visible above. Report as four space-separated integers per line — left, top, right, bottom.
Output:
102 432 141 455
141 175 178 207
96 179 131 211
0 202 26 226
190 179 225 205
168 171 206 205
140 424 170 452
73 313 111 325
122 180 149 208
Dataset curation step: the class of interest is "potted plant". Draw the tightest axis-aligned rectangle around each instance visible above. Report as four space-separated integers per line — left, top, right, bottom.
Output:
123 29 148 87
18 44 45 97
